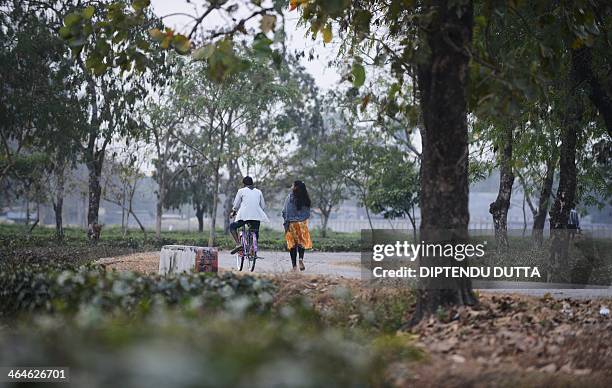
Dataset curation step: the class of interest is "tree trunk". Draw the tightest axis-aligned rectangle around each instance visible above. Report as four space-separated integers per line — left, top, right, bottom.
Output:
128 198 146 243
53 166 65 241
25 196 30 226
86 154 103 241
106 197 147 242
522 194 527 237
223 193 232 233
489 127 514 250
208 166 220 247
155 169 165 239
532 157 555 245
407 208 417 242
121 183 127 235
548 125 578 281
223 160 240 233
195 204 205 233
363 197 374 230
155 188 163 239
410 0 476 325
321 209 330 238
548 50 584 282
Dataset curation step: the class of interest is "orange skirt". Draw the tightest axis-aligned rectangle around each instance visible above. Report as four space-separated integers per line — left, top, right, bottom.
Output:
285 220 313 250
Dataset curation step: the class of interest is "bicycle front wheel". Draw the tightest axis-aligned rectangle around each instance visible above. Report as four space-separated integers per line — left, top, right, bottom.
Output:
236 253 244 271
249 233 258 272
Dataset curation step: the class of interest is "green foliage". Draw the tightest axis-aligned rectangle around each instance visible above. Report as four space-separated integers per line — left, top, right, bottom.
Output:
0 273 422 387
0 261 275 320
0 224 362 253
351 61 366 87
61 0 158 75
0 4 84 184
0 314 403 387
0 234 423 387
366 148 419 221
60 0 284 81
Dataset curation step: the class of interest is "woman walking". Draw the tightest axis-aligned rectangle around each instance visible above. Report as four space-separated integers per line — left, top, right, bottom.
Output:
282 180 312 271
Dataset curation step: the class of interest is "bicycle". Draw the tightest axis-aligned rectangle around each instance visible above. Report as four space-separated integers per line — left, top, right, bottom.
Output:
235 222 259 272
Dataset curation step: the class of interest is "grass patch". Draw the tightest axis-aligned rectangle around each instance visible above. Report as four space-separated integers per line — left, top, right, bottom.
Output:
0 223 361 257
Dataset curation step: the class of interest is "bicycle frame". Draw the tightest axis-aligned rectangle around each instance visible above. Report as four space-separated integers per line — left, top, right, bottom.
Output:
236 223 258 271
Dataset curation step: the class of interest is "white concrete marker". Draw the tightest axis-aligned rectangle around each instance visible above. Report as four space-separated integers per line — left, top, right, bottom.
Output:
159 245 218 275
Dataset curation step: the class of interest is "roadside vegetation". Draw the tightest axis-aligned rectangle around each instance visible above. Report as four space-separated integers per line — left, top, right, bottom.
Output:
2 253 611 386
0 224 362 263
0 259 421 386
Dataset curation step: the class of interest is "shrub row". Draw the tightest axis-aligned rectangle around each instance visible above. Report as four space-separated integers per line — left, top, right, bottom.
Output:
0 224 362 253
0 261 276 320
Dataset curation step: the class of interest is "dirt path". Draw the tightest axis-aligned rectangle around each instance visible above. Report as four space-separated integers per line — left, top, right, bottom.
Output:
96 250 612 300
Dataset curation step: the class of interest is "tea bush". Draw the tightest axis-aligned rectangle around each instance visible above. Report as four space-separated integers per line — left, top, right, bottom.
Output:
0 261 422 387
0 262 276 320
0 309 420 387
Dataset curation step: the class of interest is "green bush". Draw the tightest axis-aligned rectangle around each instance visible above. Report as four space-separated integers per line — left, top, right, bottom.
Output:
0 260 422 386
0 311 416 387
0 261 276 320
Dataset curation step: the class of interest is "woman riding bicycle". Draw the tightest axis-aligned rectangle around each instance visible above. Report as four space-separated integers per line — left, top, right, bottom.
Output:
282 180 312 271
229 176 269 254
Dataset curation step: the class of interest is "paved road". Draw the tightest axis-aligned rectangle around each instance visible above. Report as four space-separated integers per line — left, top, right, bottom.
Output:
220 250 612 300
219 250 363 278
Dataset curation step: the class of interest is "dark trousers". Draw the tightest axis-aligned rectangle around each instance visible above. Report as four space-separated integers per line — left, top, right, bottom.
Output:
229 220 260 239
289 246 305 267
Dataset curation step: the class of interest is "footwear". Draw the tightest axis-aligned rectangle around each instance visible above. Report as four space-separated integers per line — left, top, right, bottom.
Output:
291 266 298 272
298 260 305 271
230 245 242 254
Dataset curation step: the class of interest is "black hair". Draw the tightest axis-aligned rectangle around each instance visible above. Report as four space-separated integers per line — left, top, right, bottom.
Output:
243 176 253 186
292 180 311 210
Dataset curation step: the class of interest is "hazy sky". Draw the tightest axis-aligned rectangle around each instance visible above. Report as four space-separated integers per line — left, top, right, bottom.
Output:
149 0 341 90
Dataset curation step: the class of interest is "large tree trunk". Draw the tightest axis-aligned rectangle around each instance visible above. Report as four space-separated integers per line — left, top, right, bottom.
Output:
532 157 555 245
548 123 578 281
411 0 476 324
548 51 584 282
489 127 514 250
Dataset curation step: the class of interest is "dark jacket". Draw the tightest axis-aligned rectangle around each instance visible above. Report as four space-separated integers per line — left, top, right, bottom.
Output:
282 193 310 223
